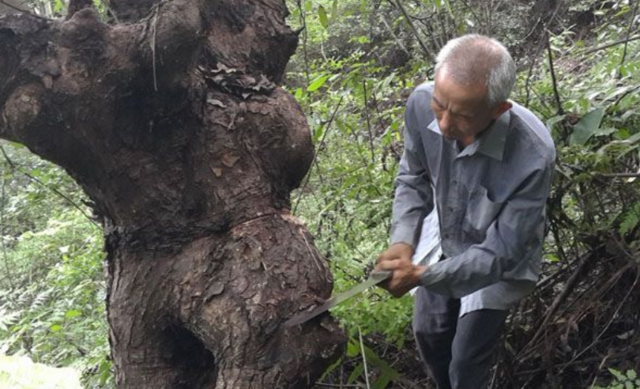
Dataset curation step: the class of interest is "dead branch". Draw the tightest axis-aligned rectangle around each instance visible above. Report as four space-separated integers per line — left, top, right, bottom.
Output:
387 0 433 60
580 35 640 56
545 29 564 116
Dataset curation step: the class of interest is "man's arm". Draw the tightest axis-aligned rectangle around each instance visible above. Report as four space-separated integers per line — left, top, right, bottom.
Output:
377 88 434 297
420 162 554 298
389 89 434 247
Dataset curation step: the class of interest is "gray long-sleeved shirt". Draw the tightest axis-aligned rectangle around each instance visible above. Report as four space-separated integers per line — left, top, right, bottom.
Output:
391 83 555 316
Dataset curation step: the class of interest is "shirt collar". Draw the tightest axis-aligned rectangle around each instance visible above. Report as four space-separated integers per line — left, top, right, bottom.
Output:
474 109 510 161
426 109 510 161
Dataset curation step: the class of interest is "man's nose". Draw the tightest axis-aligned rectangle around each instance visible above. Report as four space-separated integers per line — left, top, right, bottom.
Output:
439 111 451 132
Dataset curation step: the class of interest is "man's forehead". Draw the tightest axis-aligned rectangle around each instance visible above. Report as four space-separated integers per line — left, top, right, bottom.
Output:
432 78 487 108
435 66 487 91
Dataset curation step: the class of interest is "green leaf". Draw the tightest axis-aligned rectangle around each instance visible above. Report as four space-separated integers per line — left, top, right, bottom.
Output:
319 357 343 381
304 0 311 12
610 368 627 382
50 324 62 333
54 0 65 12
546 115 565 131
313 125 325 143
331 0 338 20
318 5 329 29
569 108 605 145
65 310 81 319
307 74 330 92
362 344 399 389
347 362 364 383
346 338 360 358
626 370 637 380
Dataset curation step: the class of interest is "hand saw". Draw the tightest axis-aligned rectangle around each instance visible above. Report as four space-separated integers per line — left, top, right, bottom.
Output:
284 270 392 327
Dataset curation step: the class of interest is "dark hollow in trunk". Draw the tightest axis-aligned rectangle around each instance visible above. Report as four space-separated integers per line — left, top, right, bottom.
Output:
0 1 346 387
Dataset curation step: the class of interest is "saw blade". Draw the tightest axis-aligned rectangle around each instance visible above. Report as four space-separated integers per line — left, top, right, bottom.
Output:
284 270 392 327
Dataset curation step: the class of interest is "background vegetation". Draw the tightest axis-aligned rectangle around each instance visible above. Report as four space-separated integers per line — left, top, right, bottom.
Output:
1 0 639 388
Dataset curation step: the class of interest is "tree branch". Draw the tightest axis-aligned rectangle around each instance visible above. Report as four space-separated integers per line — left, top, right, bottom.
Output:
545 29 564 116
387 0 433 60
293 96 344 214
597 172 640 178
619 0 639 71
580 35 640 56
66 0 94 20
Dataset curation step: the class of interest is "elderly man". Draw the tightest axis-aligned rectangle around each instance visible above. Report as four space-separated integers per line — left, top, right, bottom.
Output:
375 34 555 389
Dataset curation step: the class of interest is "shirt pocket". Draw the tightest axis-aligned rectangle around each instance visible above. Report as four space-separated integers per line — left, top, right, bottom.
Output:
463 186 505 241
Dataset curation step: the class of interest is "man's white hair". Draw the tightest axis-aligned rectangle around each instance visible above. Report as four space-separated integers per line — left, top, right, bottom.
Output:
434 34 516 107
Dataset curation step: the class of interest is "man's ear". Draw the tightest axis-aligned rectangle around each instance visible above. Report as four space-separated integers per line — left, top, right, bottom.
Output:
491 101 513 120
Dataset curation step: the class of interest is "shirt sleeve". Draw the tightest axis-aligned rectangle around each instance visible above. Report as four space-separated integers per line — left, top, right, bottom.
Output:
420 161 554 298
390 90 434 248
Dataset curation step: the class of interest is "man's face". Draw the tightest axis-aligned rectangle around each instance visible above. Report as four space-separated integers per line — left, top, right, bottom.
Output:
430 66 508 146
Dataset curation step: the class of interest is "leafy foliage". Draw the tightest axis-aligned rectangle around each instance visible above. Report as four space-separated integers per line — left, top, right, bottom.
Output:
0 143 112 388
594 369 640 389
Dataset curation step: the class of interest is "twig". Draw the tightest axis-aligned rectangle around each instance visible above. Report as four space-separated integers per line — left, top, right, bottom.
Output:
97 0 120 24
361 80 375 164
545 29 564 116
619 0 639 72
515 348 639 376
315 384 362 388
580 35 640 56
522 15 543 42
66 0 94 20
609 84 640 112
524 39 546 107
536 254 583 290
296 0 311 89
388 0 433 60
0 0 47 19
457 0 484 30
588 354 612 388
292 96 344 214
522 0 561 43
559 267 638 372
518 253 594 358
379 12 410 56
150 8 160 92
0 175 16 290
523 0 563 107
359 326 371 389
598 171 640 178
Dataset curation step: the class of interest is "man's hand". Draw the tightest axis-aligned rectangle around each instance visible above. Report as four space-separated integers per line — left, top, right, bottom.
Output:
375 243 426 298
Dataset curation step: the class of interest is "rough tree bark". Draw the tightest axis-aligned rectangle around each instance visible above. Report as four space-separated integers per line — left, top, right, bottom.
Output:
0 1 346 387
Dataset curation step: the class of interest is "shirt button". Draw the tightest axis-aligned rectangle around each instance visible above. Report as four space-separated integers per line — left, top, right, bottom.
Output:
452 180 458 186
447 206 454 212
443 233 450 239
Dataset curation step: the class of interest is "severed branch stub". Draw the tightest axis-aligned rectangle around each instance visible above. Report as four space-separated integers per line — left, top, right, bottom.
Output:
66 0 94 19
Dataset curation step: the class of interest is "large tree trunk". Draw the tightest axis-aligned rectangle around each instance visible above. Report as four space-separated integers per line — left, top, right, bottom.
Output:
0 1 346 387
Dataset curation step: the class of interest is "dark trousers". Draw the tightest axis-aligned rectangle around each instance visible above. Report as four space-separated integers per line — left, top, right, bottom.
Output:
412 287 508 389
